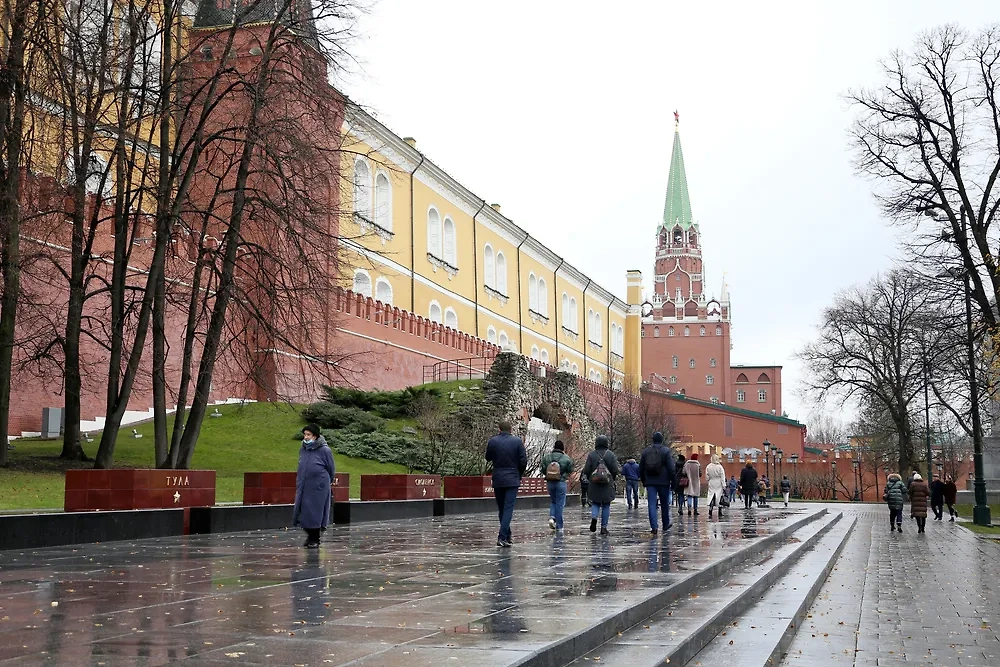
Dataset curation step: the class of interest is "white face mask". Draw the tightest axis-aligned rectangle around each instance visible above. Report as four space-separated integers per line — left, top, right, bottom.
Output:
303 435 315 443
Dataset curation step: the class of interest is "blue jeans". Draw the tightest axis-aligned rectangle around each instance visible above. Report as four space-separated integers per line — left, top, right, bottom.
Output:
494 486 518 542
590 501 611 527
547 480 567 529
626 479 639 507
686 495 698 511
729 488 737 502
647 485 672 531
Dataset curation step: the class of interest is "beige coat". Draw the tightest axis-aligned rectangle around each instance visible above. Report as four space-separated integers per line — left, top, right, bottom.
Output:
683 459 702 497
705 462 726 504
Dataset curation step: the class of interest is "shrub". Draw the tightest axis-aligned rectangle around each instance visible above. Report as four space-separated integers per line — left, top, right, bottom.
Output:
301 403 384 433
315 385 442 419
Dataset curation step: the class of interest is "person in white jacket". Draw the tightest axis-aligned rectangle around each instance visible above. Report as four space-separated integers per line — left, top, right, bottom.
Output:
705 454 727 520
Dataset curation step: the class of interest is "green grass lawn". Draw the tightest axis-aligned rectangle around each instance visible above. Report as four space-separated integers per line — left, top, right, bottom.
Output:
0 401 409 510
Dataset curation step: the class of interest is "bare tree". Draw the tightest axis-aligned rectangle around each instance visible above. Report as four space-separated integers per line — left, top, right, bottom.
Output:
798 270 950 475
805 409 847 445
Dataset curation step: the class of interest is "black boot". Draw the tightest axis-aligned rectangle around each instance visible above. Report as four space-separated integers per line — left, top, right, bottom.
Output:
590 518 598 533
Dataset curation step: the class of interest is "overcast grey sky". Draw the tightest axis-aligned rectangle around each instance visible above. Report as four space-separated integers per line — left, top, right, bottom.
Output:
341 0 998 422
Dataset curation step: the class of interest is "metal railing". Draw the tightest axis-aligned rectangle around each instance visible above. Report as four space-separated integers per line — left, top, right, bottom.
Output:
423 356 496 384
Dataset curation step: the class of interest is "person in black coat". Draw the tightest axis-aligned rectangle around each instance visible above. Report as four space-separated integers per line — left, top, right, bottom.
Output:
485 420 527 547
930 476 945 521
740 463 759 510
639 431 676 535
674 454 687 515
582 435 621 536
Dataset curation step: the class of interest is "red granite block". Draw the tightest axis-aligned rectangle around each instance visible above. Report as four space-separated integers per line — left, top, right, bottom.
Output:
89 470 112 490
133 489 153 509
64 489 88 511
88 489 112 510
243 487 262 505
64 470 91 491
281 472 297 487
132 470 151 489
244 472 263 488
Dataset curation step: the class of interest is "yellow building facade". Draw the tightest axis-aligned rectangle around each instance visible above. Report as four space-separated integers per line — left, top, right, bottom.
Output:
341 105 641 388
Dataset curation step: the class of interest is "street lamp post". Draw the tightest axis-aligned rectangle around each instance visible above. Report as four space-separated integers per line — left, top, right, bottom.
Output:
852 458 860 502
831 460 837 501
937 206 992 526
763 440 771 502
776 449 783 497
790 453 799 498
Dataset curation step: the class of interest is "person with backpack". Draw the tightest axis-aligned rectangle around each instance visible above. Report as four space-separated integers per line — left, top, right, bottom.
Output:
540 440 575 531
740 462 758 510
639 432 676 534
683 453 702 516
884 472 906 533
622 458 641 509
582 435 620 536
780 475 792 508
674 454 687 515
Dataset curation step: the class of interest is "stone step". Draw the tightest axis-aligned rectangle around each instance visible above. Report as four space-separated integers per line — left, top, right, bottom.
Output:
687 513 857 666
511 508 830 667
564 510 845 667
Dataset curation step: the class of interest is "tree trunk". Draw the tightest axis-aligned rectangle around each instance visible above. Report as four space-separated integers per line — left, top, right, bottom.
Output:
61 274 88 460
152 268 168 467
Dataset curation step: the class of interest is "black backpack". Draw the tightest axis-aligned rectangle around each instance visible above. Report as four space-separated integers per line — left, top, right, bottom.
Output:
645 446 663 475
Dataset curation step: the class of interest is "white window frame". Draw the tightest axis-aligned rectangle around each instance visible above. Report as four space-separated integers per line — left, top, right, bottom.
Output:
570 297 578 330
716 325 723 336
706 375 715 385
669 375 677 384
442 216 457 267
668 326 674 337
700 326 706 337
498 331 509 349
737 390 746 403
672 355 678 368
758 389 768 403
428 300 442 324
571 362 579 374
528 273 538 312
689 358 696 369
374 171 392 232
374 277 392 305
427 207 442 259
353 159 372 222
537 277 547 316
683 326 690 337
654 327 660 338
444 307 458 330
352 269 372 299
484 244 496 290
487 326 497 344
495 252 508 295
531 344 540 360
710 358 717 368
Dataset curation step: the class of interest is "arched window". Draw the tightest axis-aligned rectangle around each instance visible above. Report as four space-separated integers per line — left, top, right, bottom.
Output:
540 349 549 363
671 355 678 368
617 326 624 354
595 371 602 383
487 326 497 344
593 312 602 344
706 375 715 385
570 297 578 330
496 252 507 294
352 270 372 298
537 278 547 315
427 208 441 258
68 153 113 196
668 326 674 337
757 373 771 383
588 369 596 381
571 362 579 374
498 331 509 349
700 326 706 337
375 277 392 305
443 217 456 266
689 358 696 369
587 309 595 337
710 358 717 368
528 273 538 312
653 327 660 338
444 308 458 330
683 326 690 337
716 325 722 336
374 172 391 231
428 301 442 324
484 245 496 289
353 159 371 221
736 373 749 384
531 345 540 360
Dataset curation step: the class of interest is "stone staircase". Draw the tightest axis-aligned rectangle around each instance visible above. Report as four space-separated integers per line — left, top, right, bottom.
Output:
513 508 855 667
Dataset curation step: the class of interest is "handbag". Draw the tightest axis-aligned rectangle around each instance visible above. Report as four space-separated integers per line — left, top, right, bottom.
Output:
678 473 689 488
719 494 730 507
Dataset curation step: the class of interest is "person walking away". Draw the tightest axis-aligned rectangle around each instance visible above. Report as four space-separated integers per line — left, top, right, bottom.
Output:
622 458 641 509
485 420 528 547
541 440 574 531
728 475 738 504
580 470 590 507
683 453 702 516
943 475 958 521
906 468 919 492
674 454 687 515
740 462 758 510
705 454 727 520
780 475 792 508
293 424 335 548
909 473 930 534
930 476 945 520
883 473 906 532
582 435 620 536
639 432 676 535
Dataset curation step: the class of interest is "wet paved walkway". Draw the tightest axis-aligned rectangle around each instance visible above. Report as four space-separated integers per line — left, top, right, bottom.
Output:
780 504 1000 667
0 502 807 666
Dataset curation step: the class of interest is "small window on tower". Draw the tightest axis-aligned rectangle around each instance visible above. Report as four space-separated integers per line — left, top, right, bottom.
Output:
669 375 677 384
673 228 683 243
683 326 690 337
653 327 660 338
700 326 706 337
737 390 746 403
710 358 717 368
672 355 679 368
689 358 695 369
758 389 767 402
716 325 722 336
668 326 674 337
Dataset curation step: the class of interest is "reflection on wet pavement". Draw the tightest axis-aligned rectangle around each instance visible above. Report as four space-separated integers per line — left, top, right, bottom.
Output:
0 503 807 665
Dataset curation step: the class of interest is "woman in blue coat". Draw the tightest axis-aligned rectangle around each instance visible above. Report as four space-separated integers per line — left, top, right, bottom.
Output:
293 424 335 548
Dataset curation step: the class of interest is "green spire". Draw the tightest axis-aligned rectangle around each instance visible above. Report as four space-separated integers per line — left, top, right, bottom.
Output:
661 117 694 230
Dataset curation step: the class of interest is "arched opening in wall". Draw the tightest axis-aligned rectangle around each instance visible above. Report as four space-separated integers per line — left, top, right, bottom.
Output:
661 303 675 318
375 278 392 305
699 326 706 337
540 349 549 364
353 159 371 221
444 308 458 330
668 326 675 337
685 301 698 317
374 172 391 231
716 325 722 336
689 232 697 246
487 326 497 345
653 327 660 338
498 331 509 349
429 301 442 324
683 326 690 337
571 362 579 374
673 226 683 244
736 373 749 384
757 373 771 383
352 270 372 298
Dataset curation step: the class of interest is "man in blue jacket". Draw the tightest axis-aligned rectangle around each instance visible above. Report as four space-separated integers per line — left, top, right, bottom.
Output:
639 432 676 535
485 420 528 547
622 458 641 509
